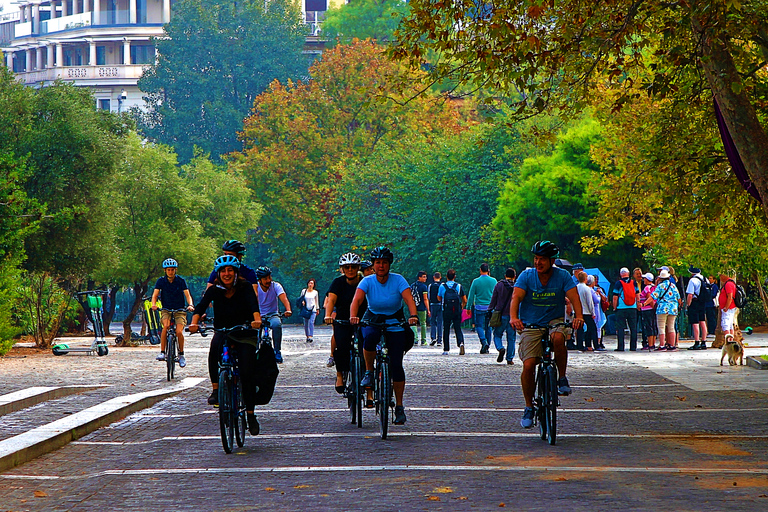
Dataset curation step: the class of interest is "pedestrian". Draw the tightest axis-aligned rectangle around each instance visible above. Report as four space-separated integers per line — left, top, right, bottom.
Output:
410 271 430 346
718 270 738 337
633 267 646 348
571 263 584 285
489 267 517 364
638 273 658 350
438 269 467 355
575 272 598 351
706 275 720 337
611 267 640 351
588 275 607 351
648 269 680 350
428 272 443 346
299 278 320 343
466 263 498 354
685 266 711 350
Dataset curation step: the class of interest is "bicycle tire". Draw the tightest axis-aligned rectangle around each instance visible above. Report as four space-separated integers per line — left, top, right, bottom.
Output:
166 334 176 381
346 370 356 425
537 366 547 440
378 361 391 440
354 351 363 428
218 370 234 454
545 365 558 446
235 377 246 448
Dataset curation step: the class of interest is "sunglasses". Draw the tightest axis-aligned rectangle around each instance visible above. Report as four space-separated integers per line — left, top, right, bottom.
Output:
342 265 360 270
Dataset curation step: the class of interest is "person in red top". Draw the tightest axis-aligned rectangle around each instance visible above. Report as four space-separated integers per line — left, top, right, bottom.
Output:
718 270 738 336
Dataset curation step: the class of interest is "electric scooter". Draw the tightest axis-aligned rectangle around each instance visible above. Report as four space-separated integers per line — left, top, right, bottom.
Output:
52 290 110 356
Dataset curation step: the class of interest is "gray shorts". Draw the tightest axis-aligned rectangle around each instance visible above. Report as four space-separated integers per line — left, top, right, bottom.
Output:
518 318 570 361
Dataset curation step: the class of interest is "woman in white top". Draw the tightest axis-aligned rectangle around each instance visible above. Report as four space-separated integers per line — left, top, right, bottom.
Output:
301 279 320 342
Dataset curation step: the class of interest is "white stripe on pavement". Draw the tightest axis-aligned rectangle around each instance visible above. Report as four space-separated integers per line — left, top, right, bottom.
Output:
277 384 683 389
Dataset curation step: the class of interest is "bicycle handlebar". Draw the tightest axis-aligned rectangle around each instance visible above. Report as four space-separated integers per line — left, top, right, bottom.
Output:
75 290 109 296
523 321 573 330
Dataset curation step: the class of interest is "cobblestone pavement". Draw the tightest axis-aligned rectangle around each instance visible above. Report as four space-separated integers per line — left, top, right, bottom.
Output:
2 326 768 511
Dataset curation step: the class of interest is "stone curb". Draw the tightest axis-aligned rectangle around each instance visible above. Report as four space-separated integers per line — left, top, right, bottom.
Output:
746 356 768 370
0 377 205 473
0 385 108 417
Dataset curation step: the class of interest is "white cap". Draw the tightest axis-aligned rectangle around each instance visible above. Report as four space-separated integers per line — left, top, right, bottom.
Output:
643 272 654 281
620 267 630 275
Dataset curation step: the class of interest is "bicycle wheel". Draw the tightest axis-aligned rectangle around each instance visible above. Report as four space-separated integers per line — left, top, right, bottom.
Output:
545 365 558 446
234 377 246 448
378 361 391 440
536 366 547 440
354 351 363 428
346 369 356 425
218 370 234 454
166 335 176 381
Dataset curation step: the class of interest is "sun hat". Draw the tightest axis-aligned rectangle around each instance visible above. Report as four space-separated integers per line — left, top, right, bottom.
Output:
643 272 654 281
659 270 670 279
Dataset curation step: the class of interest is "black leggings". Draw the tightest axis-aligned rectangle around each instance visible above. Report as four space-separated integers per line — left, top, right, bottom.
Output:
362 326 407 382
208 332 259 410
332 323 358 373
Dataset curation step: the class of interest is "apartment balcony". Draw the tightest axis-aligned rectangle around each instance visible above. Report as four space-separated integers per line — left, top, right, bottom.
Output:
15 63 150 86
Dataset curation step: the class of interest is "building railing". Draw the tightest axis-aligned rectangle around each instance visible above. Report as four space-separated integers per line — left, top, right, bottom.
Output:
41 12 93 34
14 64 151 85
14 21 32 38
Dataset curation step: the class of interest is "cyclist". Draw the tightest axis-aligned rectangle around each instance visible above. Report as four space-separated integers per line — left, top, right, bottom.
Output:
255 266 292 364
189 255 262 433
509 241 584 429
360 260 374 277
350 246 419 425
205 240 259 293
151 258 195 367
325 253 367 392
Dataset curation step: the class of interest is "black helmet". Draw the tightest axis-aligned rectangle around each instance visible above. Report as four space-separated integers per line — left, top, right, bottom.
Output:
360 260 373 270
531 240 559 258
370 246 394 263
255 266 272 279
222 239 246 254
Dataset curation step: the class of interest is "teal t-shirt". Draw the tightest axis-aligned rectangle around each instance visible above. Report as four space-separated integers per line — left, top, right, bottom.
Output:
514 267 575 325
466 274 498 310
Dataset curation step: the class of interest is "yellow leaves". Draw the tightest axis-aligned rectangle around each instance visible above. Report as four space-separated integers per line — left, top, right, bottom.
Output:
34 490 48 498
527 5 547 19
431 487 454 493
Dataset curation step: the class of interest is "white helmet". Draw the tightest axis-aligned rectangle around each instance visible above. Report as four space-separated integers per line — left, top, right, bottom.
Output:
338 252 361 266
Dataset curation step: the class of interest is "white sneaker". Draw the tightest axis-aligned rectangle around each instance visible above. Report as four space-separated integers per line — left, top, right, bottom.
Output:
178 355 186 368
156 352 166 361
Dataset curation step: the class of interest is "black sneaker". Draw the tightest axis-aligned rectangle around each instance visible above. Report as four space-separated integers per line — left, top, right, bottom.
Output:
360 370 374 389
394 405 406 425
688 342 701 350
497 347 506 363
429 339 437 346
557 377 572 396
207 390 218 406
247 413 260 436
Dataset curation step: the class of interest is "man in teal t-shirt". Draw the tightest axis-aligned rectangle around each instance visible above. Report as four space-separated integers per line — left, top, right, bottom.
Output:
466 263 498 353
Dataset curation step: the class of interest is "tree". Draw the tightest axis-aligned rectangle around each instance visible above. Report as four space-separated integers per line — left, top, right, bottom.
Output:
98 134 260 340
393 1 768 221
322 0 410 45
233 39 466 272
136 0 310 162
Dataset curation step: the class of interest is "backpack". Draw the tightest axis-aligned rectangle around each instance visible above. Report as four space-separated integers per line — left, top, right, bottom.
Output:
410 282 422 308
428 282 441 304
443 282 462 315
691 276 712 304
619 280 636 306
727 279 747 308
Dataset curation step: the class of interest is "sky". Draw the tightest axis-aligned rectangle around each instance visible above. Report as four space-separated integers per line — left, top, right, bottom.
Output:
1 1 15 16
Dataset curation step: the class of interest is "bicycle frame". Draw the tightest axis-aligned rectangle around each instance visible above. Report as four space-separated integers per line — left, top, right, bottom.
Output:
334 319 364 428
162 308 187 381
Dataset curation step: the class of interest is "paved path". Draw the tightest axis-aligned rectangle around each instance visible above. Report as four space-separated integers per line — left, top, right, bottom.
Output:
1 326 768 510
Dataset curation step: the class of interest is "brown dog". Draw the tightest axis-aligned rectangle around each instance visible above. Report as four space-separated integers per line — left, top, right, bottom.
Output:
720 334 744 366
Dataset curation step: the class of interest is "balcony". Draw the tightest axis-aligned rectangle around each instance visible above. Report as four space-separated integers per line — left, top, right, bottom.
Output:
15 64 150 86
14 21 32 38
41 12 93 35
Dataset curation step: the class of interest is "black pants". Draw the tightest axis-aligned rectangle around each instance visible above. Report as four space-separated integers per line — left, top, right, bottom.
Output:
706 306 718 336
576 315 598 349
332 322 357 373
442 310 464 351
208 332 259 410
614 308 638 351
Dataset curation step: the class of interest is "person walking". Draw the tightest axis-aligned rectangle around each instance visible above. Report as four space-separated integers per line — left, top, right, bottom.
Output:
438 269 467 355
488 268 517 364
611 267 640 351
575 271 598 351
646 269 681 350
466 263 498 354
638 273 658 350
299 279 320 343
428 272 443 346
685 266 710 350
410 271 430 346
706 275 720 337
588 275 607 351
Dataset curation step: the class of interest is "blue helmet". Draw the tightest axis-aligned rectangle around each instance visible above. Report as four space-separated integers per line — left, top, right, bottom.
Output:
360 260 373 270
214 254 241 272
162 258 178 269
531 240 559 258
370 246 394 263
255 266 272 279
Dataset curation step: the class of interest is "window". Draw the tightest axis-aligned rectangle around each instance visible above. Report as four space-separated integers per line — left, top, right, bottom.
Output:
96 46 106 65
98 98 111 111
305 0 328 11
130 44 155 65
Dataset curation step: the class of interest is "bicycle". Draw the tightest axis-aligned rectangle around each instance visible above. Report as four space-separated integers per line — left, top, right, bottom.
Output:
524 321 571 446
52 290 110 357
360 318 410 440
161 308 188 381
333 319 364 428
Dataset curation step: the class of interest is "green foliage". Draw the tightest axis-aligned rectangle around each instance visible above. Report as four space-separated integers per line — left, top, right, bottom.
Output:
0 254 22 355
16 272 80 348
322 0 409 46
136 0 311 162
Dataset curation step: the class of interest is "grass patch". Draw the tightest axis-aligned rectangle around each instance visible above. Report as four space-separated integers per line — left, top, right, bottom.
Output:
760 355 768 362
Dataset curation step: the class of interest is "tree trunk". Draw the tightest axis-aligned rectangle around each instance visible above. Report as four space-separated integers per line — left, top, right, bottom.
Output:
102 286 118 336
693 15 768 220
122 281 149 342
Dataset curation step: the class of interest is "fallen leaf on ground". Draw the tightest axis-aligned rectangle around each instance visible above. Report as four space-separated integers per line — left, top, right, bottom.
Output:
432 487 453 493
499 503 506 507
426 496 440 501
585 397 595 402
34 491 48 498
294 485 310 489
264 487 276 491
486 455 495 459
675 395 687 401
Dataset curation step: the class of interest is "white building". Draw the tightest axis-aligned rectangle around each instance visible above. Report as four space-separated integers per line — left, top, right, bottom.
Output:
0 0 339 112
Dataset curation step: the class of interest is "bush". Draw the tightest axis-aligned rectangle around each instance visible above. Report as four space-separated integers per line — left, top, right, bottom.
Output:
16 272 80 348
0 258 21 355
739 288 768 328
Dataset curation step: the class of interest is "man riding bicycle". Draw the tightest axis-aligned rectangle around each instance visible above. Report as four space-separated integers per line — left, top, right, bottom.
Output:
350 246 418 425
255 266 292 364
205 240 259 294
189 255 262 433
509 241 584 429
151 258 195 367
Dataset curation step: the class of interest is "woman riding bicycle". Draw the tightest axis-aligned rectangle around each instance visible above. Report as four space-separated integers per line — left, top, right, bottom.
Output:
350 247 418 425
189 255 262 434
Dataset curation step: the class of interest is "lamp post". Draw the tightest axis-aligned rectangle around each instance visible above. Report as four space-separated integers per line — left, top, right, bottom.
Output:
117 89 127 113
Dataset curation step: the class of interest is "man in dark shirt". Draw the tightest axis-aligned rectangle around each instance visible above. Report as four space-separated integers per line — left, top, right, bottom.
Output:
205 239 258 293
428 272 443 346
411 271 430 346
151 258 195 366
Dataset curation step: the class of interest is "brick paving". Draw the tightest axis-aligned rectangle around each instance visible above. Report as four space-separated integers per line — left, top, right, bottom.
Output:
1 326 768 510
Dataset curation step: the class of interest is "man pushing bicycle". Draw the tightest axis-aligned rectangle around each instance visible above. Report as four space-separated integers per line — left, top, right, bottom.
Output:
509 241 584 429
